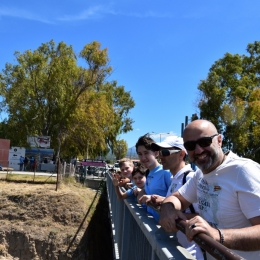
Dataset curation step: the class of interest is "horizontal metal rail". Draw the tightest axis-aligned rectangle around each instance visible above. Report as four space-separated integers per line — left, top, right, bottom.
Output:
148 204 245 260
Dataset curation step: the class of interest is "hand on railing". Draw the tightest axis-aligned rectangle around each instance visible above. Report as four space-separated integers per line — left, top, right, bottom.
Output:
147 202 245 260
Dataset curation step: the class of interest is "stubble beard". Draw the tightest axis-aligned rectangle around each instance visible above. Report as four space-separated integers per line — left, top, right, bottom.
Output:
192 149 220 174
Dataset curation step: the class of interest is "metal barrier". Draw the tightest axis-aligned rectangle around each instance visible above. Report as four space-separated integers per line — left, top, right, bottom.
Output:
106 173 195 260
107 173 245 260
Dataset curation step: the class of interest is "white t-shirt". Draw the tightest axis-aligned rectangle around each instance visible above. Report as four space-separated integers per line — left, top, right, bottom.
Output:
167 164 204 260
179 151 260 260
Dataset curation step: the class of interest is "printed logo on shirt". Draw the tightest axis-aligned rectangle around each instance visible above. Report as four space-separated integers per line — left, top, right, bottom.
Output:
197 177 222 225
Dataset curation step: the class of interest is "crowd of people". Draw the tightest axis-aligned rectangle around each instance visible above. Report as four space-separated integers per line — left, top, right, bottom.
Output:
19 156 37 171
111 119 260 260
19 156 55 171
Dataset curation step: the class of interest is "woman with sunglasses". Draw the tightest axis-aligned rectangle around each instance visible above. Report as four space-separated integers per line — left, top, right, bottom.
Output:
159 119 260 260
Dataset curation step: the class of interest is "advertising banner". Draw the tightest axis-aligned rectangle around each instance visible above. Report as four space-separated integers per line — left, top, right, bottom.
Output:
27 136 51 148
81 160 106 167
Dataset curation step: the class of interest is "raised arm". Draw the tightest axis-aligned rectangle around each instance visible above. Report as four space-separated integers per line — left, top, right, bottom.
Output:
112 174 128 200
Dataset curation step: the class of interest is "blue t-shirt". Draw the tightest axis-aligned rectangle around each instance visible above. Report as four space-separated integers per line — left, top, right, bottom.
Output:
144 165 172 222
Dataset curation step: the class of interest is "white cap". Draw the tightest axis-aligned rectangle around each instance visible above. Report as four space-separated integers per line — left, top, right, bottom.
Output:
151 136 187 154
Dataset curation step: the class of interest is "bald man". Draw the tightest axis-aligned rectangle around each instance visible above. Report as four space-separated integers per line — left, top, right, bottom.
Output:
159 120 260 260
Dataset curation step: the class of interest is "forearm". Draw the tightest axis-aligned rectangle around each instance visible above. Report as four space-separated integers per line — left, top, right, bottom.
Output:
114 186 127 200
221 226 260 251
162 195 183 211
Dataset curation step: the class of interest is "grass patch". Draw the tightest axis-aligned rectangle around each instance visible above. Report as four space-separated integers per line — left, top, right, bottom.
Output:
5 173 57 183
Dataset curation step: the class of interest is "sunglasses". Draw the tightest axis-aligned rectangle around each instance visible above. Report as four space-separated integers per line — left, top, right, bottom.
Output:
184 134 218 151
159 149 181 157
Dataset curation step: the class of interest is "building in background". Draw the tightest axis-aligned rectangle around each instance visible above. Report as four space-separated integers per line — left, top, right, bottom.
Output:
0 139 10 168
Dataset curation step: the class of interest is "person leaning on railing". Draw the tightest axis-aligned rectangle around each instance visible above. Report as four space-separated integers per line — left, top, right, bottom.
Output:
136 134 172 222
145 136 205 260
117 158 135 190
112 165 146 200
159 119 260 260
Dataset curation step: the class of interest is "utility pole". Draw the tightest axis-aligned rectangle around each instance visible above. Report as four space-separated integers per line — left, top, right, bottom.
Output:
181 116 189 137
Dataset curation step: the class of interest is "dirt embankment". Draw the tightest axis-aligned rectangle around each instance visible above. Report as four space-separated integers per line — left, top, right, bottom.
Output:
0 180 114 260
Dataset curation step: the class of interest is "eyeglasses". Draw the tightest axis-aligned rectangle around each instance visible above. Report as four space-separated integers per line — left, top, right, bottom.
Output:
159 149 181 157
184 134 218 151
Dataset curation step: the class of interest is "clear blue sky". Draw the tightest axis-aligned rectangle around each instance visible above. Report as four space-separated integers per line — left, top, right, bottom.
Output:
1 1 260 148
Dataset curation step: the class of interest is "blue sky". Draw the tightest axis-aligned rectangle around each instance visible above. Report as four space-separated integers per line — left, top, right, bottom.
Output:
1 1 260 148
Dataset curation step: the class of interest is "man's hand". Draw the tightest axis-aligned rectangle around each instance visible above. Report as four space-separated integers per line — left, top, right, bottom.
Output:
150 195 165 206
159 202 187 233
185 216 219 242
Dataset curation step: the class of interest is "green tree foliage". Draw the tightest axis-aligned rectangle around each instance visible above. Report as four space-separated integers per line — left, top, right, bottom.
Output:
113 139 128 160
0 40 135 159
197 41 260 162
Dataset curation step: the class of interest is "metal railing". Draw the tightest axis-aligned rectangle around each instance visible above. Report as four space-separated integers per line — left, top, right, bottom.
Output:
107 173 245 260
106 173 195 260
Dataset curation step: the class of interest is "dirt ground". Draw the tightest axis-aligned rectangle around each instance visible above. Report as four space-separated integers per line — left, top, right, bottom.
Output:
0 178 114 260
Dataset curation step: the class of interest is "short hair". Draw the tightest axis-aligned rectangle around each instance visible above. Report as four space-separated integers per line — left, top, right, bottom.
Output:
171 147 187 161
118 158 134 168
135 134 156 152
132 164 147 177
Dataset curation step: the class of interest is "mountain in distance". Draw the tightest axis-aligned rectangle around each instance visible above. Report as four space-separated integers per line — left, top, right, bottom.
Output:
126 146 138 159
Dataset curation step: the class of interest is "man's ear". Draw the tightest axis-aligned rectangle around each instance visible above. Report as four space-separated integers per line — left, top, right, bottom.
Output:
180 150 186 160
217 134 222 147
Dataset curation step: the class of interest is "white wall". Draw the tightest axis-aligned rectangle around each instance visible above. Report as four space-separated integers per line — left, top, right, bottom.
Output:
9 147 26 170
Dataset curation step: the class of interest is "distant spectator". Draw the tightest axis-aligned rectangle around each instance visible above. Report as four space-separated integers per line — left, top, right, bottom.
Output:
33 159 37 172
19 156 24 171
44 157 48 164
24 156 29 171
30 157 34 170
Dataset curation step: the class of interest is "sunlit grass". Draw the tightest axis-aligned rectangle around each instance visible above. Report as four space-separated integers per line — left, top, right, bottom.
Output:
5 173 57 183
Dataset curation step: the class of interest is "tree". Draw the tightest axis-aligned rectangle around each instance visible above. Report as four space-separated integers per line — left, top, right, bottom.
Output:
197 41 260 162
113 139 128 160
0 40 135 159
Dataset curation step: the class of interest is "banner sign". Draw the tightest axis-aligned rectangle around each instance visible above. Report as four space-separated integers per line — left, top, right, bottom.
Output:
81 159 106 167
27 136 51 148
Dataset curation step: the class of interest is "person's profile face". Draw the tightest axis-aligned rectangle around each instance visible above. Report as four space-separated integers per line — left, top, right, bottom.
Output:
159 149 181 171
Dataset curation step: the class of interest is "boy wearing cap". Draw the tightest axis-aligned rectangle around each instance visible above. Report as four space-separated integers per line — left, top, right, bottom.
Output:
136 134 172 222
150 136 204 260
